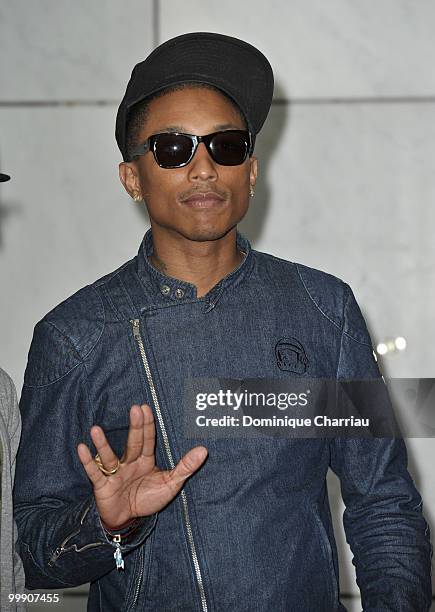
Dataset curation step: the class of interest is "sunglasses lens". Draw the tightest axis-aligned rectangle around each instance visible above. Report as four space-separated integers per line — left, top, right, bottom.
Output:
151 130 250 168
154 133 194 168
210 131 249 165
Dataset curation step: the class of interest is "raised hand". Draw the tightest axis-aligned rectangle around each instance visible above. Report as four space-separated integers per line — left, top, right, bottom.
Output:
77 403 208 529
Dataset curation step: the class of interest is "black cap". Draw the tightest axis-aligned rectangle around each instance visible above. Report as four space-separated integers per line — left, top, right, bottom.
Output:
116 32 274 161
0 173 10 182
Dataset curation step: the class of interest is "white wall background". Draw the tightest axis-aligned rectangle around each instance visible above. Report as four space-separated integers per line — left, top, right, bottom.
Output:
1 0 434 607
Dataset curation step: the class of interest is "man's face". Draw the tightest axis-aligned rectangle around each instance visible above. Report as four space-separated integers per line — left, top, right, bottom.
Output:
119 86 258 243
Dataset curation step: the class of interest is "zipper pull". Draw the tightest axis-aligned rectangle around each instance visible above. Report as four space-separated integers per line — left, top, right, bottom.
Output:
131 318 140 337
48 547 63 567
113 534 124 570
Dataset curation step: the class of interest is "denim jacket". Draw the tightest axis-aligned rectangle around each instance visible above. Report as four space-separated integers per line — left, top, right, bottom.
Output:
14 228 432 611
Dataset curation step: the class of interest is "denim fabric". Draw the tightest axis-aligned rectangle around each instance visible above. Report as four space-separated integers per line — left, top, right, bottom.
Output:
14 228 432 611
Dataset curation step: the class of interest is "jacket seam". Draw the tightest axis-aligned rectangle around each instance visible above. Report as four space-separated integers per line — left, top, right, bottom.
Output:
118 273 140 316
47 319 84 361
140 297 212 313
252 249 294 266
93 259 133 289
23 355 83 389
24 287 106 388
341 284 373 347
297 267 372 347
342 329 372 347
93 261 135 320
335 287 373 381
136 251 157 295
336 290 347 380
82 360 97 444
48 285 106 362
295 263 342 331
23 368 82 389
99 283 122 321
82 285 106 361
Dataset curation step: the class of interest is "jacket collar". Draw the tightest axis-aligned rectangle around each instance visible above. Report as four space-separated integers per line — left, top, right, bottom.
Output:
136 227 253 310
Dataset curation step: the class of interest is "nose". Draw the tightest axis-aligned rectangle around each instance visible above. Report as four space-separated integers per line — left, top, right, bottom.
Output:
187 142 218 182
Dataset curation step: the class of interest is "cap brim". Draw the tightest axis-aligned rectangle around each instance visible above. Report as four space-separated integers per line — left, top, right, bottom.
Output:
0 173 10 182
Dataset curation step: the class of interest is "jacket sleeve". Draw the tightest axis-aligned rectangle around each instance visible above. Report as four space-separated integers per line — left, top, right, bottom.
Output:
0 369 26 611
329 283 433 612
7 374 27 607
14 319 157 589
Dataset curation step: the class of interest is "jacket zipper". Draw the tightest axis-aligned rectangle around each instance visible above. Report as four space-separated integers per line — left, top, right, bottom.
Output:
48 503 106 566
131 318 208 612
48 528 81 566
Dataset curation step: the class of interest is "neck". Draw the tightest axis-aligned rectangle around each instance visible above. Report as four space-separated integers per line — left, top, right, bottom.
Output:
148 226 245 298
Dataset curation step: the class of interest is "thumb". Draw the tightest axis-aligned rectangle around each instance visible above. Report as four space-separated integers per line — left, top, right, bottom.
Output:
170 445 208 485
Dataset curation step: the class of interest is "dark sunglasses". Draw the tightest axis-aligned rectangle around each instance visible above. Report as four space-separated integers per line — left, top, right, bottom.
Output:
129 129 254 168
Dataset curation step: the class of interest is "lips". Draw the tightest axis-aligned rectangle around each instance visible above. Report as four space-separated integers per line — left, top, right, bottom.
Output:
182 191 225 203
181 191 226 209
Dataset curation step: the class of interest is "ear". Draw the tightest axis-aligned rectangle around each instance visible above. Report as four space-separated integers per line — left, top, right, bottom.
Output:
119 161 142 199
249 155 258 187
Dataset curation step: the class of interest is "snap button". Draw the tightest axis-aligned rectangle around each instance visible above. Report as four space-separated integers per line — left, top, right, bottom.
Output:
160 284 170 296
175 288 185 299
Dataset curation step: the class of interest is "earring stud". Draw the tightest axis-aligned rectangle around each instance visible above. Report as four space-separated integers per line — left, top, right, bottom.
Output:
249 185 255 198
132 192 143 202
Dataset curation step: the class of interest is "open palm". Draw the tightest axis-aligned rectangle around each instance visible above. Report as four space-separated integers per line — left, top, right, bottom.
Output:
77 403 208 529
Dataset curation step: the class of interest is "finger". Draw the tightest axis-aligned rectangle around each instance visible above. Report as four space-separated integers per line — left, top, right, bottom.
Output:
122 404 145 464
90 425 119 472
167 446 208 489
140 404 157 460
77 443 107 491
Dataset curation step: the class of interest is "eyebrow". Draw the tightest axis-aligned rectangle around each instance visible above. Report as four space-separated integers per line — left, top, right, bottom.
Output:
151 122 244 134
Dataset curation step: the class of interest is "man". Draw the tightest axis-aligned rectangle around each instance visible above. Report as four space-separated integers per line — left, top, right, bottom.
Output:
14 33 432 611
1 171 26 611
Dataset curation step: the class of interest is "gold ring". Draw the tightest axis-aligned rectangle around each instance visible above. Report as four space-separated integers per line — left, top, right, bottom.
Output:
94 453 121 476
